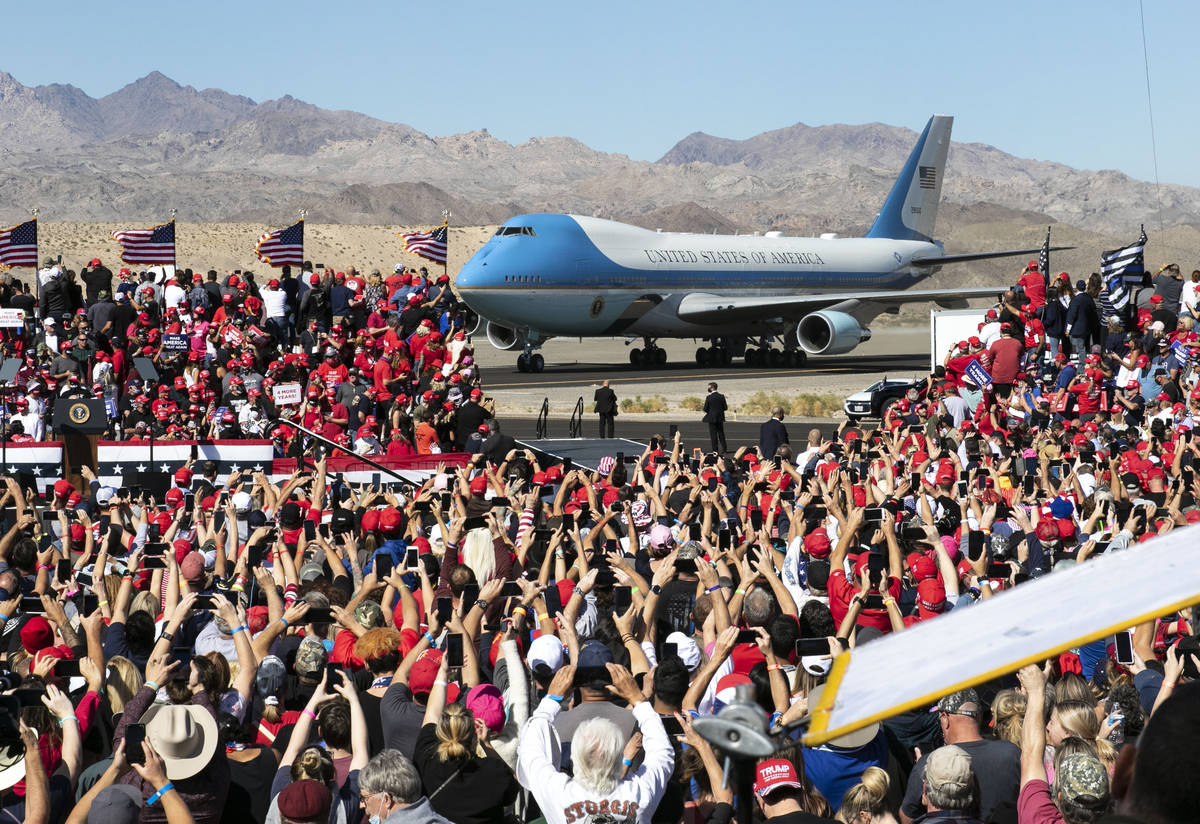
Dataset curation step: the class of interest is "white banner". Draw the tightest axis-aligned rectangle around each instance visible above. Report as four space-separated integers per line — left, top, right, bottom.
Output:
272 383 302 405
0 309 25 328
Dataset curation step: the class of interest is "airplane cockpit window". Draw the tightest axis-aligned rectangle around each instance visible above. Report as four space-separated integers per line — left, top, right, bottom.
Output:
494 226 537 237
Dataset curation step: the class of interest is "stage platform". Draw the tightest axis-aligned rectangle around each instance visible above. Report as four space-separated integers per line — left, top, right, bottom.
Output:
516 438 647 472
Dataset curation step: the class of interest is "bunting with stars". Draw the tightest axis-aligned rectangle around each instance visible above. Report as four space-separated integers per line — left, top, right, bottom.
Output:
0 442 63 495
97 440 275 486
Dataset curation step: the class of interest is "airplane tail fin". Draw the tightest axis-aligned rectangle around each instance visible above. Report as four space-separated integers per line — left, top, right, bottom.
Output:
865 115 952 242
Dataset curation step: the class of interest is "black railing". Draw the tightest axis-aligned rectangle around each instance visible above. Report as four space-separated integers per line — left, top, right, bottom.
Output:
535 397 549 440
568 396 584 438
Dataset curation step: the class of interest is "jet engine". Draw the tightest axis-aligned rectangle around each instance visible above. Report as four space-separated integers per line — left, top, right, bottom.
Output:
486 322 525 351
464 310 485 337
796 311 871 356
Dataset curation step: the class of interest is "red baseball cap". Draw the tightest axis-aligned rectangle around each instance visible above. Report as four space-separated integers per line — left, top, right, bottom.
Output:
754 759 804 797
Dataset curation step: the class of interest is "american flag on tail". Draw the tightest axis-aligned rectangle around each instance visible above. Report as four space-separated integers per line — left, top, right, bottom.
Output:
1101 227 1148 311
399 223 448 265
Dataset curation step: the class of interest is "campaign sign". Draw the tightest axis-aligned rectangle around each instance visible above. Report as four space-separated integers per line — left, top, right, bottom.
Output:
273 382 302 405
0 308 25 328
161 334 190 352
965 358 993 389
224 326 244 346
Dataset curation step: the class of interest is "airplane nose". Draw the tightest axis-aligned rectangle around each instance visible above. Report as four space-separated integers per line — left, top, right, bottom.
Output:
457 244 493 289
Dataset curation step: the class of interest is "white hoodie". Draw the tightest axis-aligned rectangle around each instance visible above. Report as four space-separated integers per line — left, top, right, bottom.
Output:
517 697 673 824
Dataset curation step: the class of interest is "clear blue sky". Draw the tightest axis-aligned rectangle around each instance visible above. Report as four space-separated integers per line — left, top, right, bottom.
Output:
8 1 1198 185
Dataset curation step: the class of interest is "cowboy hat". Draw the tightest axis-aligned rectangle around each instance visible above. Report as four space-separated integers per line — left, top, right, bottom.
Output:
139 703 218 780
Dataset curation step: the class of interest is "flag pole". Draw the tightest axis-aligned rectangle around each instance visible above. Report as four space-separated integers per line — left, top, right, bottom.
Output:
170 208 178 271
442 209 451 278
299 208 307 267
1042 226 1051 291
31 208 40 313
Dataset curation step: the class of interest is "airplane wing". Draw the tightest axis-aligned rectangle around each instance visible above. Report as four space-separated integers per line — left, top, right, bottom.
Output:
911 245 1074 267
803 524 1200 746
676 286 1005 327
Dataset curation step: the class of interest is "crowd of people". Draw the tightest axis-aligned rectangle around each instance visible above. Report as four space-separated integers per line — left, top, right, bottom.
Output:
0 253 1192 824
0 258 495 456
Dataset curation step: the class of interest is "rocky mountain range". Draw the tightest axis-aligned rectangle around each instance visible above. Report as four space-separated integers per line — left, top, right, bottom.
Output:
0 70 1197 237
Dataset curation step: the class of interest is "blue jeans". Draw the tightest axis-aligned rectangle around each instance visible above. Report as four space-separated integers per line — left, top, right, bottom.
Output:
1071 336 1088 367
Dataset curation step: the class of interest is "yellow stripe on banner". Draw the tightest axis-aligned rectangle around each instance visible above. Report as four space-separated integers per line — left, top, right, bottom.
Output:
805 649 851 739
801 590 1200 746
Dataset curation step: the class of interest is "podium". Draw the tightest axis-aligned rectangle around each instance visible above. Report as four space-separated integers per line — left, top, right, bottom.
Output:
52 399 107 491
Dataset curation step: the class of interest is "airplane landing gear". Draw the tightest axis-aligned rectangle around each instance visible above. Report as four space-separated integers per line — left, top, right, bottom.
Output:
630 338 667 368
516 343 545 373
696 342 733 366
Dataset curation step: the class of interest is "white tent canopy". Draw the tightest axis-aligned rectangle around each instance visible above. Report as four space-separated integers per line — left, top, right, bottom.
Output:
804 524 1200 745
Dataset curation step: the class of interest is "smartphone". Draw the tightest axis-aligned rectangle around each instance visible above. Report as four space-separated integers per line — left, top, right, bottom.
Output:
669 424 679 439
185 493 195 511
867 553 886 584
143 542 167 556
41 510 59 522
375 555 392 577
675 557 696 574
718 530 731 551
664 641 679 659
654 455 669 466
462 583 480 606
446 633 464 668
56 561 72 584
490 497 511 508
463 516 487 531
956 481 969 498
863 594 885 609
735 629 758 645
193 594 217 610
910 472 921 489
985 562 1010 579
796 638 831 657
436 596 452 624
807 504 828 521
863 507 884 523
706 476 718 492
1114 630 1134 666
117 487 130 500
773 455 782 470
413 500 432 512
305 607 333 624
125 724 147 765
19 596 45 614
749 508 763 531
405 548 418 570
324 662 342 686
562 512 575 531
147 523 161 542
54 658 82 678
613 586 632 611
967 531 986 562
304 521 316 541
1022 475 1035 495
1092 541 1110 555
500 581 522 598
649 437 660 451
542 583 563 617
562 458 573 473
142 556 168 570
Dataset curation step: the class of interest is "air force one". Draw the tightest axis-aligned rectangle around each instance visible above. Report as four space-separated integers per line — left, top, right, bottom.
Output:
456 115 1058 372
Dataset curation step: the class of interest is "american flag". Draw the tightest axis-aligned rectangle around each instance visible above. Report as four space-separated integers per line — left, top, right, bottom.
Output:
112 219 176 264
0 219 38 268
918 166 937 190
255 220 304 267
1101 227 1148 312
399 223 448 265
1037 226 1051 289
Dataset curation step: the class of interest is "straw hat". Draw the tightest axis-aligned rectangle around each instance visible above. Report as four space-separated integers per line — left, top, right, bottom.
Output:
139 703 218 780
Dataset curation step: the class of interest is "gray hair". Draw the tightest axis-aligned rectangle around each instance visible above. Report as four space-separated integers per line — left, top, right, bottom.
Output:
771 406 785 419
360 749 423 804
572 717 624 795
743 587 776 628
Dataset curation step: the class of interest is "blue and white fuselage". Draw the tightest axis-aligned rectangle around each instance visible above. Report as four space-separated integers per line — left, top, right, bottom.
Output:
455 115 1045 371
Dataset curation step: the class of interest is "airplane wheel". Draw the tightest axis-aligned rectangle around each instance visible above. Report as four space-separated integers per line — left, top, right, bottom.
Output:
630 348 643 367
784 350 798 367
654 348 668 366
795 350 808 366
769 349 783 367
517 354 529 372
530 353 545 372
720 347 733 366
744 348 758 367
695 347 710 366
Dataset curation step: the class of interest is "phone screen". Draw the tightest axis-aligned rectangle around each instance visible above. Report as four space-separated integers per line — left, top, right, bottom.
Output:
436 597 452 624
1114 631 1134 665
668 424 678 439
967 531 986 562
446 633 464 668
405 548 418 570
542 584 563 617
125 724 146 765
613 586 632 611
304 521 316 541
796 638 831 657
375 555 392 577
749 508 763 531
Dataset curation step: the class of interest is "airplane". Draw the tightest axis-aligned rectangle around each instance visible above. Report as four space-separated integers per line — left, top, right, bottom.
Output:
455 115 1063 373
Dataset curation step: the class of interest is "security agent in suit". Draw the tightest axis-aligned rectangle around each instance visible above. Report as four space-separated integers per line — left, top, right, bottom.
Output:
593 380 617 438
759 406 789 460
701 381 728 453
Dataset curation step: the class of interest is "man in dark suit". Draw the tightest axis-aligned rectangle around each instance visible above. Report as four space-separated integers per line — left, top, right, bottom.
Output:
701 382 728 453
1065 279 1099 368
594 380 617 438
759 406 789 460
